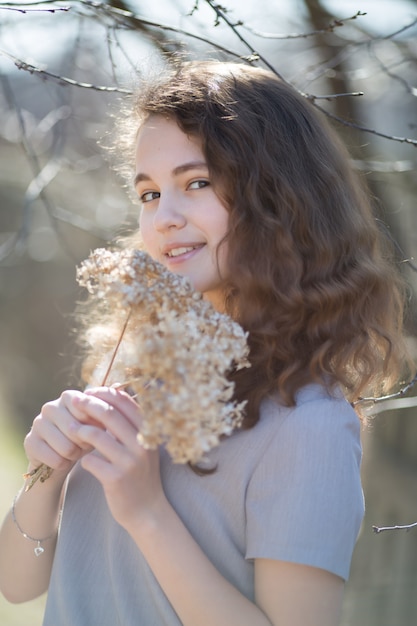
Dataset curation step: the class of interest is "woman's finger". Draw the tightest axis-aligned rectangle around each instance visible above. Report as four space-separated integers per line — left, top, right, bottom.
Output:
24 424 83 472
40 394 94 450
84 387 143 430
77 423 144 472
71 393 141 449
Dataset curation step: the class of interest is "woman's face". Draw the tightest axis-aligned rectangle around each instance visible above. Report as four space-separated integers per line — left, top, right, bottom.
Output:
135 116 229 311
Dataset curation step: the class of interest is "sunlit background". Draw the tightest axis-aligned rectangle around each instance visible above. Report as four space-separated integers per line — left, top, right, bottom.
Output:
1 1 417 624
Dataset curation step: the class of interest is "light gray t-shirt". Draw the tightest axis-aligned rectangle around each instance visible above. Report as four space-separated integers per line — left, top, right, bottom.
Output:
43 384 364 625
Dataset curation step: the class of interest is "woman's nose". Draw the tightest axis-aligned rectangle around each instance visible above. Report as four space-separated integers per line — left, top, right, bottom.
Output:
153 194 187 232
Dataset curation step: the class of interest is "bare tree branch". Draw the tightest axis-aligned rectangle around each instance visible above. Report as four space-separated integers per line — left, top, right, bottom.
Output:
310 102 417 147
0 3 69 12
203 0 285 79
298 15 417 91
0 49 132 93
353 372 417 409
0 75 77 261
305 91 364 101
379 16 417 41
2 1 415 147
373 521 417 534
199 1 417 146
106 25 120 86
351 159 415 173
50 205 113 240
368 45 417 97
238 11 367 40
79 0 246 61
112 25 142 73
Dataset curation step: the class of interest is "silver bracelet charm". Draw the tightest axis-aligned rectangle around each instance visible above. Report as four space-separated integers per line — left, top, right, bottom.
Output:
11 495 58 556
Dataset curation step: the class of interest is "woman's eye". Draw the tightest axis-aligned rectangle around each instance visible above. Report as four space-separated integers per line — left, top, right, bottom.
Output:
188 179 210 190
140 191 160 203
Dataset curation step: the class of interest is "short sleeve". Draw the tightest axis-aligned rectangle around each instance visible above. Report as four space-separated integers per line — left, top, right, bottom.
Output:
245 396 364 581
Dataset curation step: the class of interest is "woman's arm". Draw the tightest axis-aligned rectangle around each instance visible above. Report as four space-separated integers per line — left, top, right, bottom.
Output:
75 388 345 626
0 471 67 602
126 498 344 626
0 391 93 603
255 559 344 626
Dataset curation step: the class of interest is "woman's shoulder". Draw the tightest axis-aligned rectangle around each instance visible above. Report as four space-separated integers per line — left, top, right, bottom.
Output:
259 382 360 441
223 382 361 475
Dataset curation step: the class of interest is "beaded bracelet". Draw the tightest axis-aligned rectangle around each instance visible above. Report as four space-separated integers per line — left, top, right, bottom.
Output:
11 495 59 556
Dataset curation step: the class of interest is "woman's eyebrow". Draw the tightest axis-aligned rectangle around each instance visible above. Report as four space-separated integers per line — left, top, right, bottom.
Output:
134 160 208 187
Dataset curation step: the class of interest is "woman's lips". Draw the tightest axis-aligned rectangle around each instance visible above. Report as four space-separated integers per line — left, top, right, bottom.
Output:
163 243 205 265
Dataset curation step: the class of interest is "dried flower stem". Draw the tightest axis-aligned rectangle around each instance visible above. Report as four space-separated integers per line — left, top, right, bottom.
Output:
23 465 53 492
101 309 132 386
24 299 133 490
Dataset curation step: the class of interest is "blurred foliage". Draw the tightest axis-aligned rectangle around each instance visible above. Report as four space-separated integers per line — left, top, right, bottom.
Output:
0 1 417 624
0 404 46 624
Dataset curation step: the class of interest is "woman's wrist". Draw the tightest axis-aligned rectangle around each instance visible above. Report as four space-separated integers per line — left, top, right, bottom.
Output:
11 494 61 556
123 493 174 542
12 462 70 530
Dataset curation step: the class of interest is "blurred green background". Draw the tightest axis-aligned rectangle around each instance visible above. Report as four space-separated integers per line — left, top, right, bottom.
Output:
1 1 417 624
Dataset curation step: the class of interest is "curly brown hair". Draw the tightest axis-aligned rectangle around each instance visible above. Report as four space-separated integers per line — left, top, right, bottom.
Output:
109 60 410 426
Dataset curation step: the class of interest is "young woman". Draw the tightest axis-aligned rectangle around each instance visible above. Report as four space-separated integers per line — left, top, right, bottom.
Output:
0 61 409 626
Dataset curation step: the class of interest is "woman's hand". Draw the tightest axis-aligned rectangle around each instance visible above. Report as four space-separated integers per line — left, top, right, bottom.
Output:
73 387 165 532
24 390 94 476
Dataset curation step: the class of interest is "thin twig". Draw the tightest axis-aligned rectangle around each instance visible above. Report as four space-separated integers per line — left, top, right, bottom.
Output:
353 372 417 407
351 159 415 173
0 3 69 12
112 25 140 72
298 16 417 89
203 0 285 80
239 11 367 40
375 219 417 273
0 0 64 5
78 0 246 62
0 49 132 94
304 91 364 101
362 395 417 415
373 521 417 534
311 101 417 147
369 45 417 97
380 17 417 41
106 25 119 86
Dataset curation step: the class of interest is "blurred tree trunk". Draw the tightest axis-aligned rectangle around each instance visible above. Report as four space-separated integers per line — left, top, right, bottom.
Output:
304 0 406 253
304 0 364 153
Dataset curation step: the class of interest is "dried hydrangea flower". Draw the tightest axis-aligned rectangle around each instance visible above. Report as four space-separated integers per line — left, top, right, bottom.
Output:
77 248 250 464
